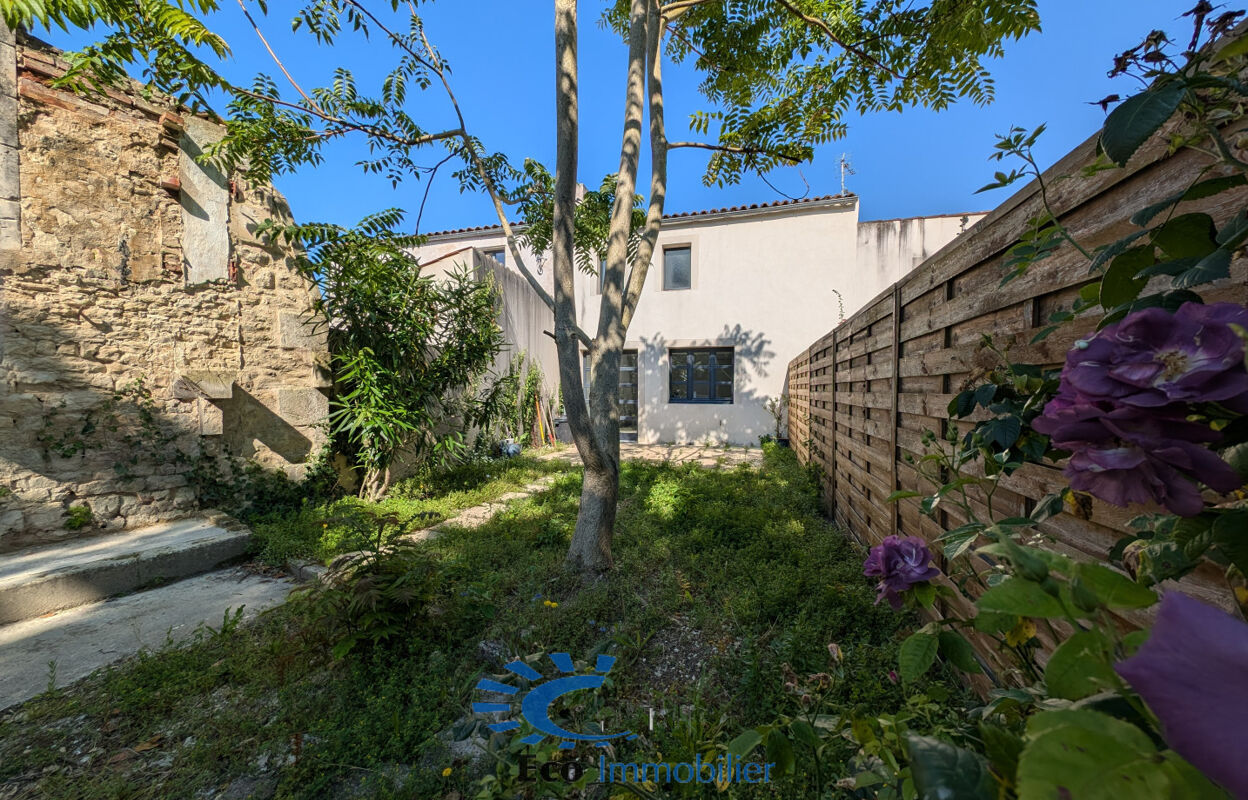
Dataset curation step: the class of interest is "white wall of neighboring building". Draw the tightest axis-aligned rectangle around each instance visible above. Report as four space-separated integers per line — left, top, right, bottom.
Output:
412 195 983 447
852 213 982 316
415 243 560 402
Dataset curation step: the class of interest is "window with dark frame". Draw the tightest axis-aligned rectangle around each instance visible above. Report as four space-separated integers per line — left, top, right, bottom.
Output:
598 256 606 293
669 347 733 404
483 248 505 266
663 245 691 290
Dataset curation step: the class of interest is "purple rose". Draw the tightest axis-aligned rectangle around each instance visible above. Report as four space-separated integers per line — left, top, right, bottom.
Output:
863 535 940 610
1063 302 1248 412
1115 592 1248 797
1035 302 1248 516
1034 396 1241 517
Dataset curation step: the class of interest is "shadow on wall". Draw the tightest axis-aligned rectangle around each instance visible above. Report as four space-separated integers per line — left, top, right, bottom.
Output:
633 324 776 446
0 301 317 548
220 387 313 463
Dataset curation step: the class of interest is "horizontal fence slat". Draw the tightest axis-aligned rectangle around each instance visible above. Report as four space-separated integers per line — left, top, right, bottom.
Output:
784 108 1248 690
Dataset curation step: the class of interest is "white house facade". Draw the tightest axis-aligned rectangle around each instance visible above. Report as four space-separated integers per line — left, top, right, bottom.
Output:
414 193 984 446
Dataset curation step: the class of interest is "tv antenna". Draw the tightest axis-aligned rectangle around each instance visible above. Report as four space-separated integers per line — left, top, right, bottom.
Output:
839 153 855 195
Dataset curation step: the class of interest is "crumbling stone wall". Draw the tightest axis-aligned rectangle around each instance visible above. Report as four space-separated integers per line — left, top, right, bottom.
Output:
0 33 331 550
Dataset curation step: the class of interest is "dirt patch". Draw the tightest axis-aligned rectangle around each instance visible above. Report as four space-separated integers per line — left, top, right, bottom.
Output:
632 616 731 697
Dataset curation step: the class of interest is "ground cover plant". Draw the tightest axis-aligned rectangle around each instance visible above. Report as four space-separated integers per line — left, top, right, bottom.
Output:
0 445 959 799
247 451 571 566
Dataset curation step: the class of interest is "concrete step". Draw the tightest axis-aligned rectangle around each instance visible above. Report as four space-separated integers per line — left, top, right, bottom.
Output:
0 567 293 710
0 517 251 626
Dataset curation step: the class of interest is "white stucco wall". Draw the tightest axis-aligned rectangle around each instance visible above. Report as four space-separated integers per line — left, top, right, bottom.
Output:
415 243 560 401
413 196 981 446
851 213 986 316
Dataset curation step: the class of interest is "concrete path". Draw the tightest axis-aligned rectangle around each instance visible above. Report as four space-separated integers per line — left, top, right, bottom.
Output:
0 517 250 625
415 475 561 539
0 567 292 710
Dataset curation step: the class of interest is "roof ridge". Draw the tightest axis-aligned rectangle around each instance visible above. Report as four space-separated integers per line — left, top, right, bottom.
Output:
420 192 856 238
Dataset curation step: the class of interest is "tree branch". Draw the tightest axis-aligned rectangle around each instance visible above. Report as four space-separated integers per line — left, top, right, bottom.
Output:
659 0 716 20
772 0 902 79
228 84 463 150
667 141 803 162
622 0 667 331
351 4 591 346
235 0 322 114
408 23 590 346
598 0 651 345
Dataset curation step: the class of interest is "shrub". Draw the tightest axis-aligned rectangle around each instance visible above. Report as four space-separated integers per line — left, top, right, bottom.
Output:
292 513 442 659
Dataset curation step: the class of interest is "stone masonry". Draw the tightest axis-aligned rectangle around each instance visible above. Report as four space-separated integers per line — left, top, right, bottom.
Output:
0 32 331 550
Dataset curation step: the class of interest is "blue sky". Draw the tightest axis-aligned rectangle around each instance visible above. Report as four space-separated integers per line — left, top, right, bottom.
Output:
35 1 1194 232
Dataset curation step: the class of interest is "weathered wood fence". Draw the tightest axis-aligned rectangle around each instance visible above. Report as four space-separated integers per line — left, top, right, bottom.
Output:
786 124 1248 631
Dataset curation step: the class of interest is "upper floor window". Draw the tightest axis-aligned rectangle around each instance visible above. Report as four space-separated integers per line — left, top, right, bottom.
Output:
669 347 733 404
598 256 607 293
483 248 505 266
663 245 691 290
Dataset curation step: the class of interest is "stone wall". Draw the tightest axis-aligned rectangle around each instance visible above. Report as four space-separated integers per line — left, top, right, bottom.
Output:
0 32 331 550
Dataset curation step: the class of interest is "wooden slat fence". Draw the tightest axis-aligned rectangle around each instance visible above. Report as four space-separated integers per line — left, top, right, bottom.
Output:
786 124 1248 637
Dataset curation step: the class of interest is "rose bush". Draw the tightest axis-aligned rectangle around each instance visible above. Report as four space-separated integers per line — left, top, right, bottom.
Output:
862 535 941 609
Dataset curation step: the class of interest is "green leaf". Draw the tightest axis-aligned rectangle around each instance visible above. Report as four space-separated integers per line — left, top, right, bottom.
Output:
1018 710 1200 800
789 719 822 749
1217 209 1248 248
985 416 1022 449
1151 213 1218 260
1073 563 1157 610
1099 246 1152 308
906 734 996 800
1089 230 1151 274
1100 83 1184 166
1173 248 1232 289
1044 631 1116 700
978 723 1023 789
1030 492 1064 523
973 383 997 409
972 610 1015 634
764 728 796 776
898 631 939 683
726 728 763 758
937 631 983 674
1222 440 1248 482
1130 174 1248 226
887 490 923 503
941 523 984 561
976 577 1068 619
912 581 938 609
1214 35 1248 62
1213 510 1248 576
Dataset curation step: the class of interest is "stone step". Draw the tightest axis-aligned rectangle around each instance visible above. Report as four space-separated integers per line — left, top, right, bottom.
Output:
0 567 293 710
0 517 251 626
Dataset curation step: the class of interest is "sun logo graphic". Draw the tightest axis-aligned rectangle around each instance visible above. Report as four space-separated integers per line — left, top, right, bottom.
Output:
472 652 637 749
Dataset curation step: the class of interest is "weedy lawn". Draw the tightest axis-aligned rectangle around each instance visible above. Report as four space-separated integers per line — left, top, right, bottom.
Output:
0 445 961 799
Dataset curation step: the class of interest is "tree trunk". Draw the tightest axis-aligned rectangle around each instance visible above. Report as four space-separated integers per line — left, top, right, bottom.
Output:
558 0 668 577
550 0 616 576
566 436 618 573
360 465 391 503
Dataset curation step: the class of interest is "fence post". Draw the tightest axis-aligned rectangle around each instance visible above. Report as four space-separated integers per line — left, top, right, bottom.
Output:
889 285 901 538
828 329 838 524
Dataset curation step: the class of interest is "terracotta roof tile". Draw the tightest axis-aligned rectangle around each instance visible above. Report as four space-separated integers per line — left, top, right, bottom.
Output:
422 192 856 238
